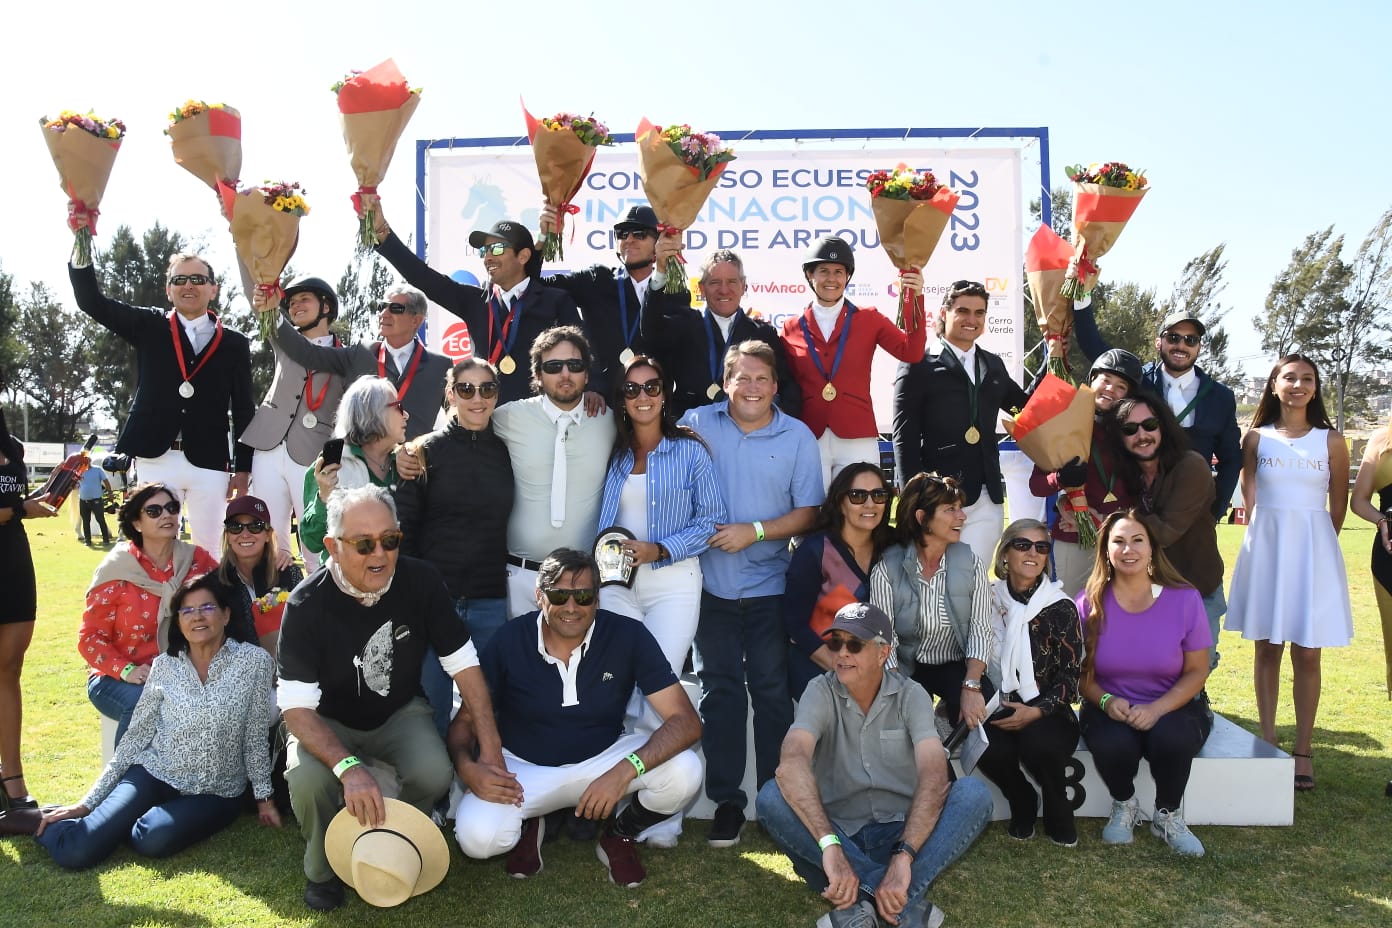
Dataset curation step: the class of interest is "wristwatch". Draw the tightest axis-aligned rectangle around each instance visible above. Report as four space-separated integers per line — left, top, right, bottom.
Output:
961 678 982 691
892 840 919 860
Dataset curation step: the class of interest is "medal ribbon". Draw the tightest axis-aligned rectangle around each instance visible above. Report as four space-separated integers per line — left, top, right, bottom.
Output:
378 339 425 403
704 310 727 390
169 311 225 386
962 350 983 435
487 289 522 365
615 273 642 350
302 336 340 414
798 304 855 391
1089 438 1116 500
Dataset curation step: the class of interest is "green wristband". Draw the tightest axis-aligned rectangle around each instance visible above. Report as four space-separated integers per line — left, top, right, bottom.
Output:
753 521 766 542
1099 693 1113 711
818 834 841 851
119 663 136 682
626 753 646 777
333 755 362 779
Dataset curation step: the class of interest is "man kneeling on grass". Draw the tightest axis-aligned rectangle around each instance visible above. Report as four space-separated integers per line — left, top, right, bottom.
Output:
450 547 703 888
756 603 993 928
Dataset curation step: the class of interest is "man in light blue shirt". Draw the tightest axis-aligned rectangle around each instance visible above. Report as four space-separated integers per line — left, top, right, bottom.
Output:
680 340 824 848
77 464 112 545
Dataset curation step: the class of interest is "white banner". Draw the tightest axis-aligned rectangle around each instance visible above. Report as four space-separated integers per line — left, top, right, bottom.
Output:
421 141 1024 431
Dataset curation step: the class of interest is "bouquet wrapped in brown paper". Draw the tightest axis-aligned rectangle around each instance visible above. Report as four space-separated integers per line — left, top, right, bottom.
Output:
40 110 125 266
166 101 241 209
221 182 308 340
864 166 960 332
334 60 421 251
1004 372 1101 545
1059 162 1148 299
635 119 734 294
524 104 614 261
1026 225 1077 374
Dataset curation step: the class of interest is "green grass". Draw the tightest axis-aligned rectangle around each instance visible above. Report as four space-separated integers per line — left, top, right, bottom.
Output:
3 520 1390 927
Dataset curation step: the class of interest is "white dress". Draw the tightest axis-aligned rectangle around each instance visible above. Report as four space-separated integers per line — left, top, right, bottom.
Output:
1225 426 1353 648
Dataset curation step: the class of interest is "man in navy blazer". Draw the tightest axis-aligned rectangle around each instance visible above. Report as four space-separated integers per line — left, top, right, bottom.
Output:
70 252 255 552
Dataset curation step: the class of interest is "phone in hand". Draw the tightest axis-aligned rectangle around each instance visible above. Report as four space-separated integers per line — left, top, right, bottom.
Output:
321 438 345 468
987 706 1016 723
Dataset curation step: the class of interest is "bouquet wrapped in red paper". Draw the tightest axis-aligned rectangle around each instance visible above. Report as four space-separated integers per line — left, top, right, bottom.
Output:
251 588 290 639
166 101 241 208
1003 372 1101 545
334 59 421 251
635 120 735 294
221 182 309 339
1059 161 1148 299
40 110 126 266
524 104 613 261
864 165 959 332
1026 225 1076 374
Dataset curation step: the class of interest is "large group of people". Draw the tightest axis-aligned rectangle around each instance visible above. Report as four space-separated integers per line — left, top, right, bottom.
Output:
0 194 1380 925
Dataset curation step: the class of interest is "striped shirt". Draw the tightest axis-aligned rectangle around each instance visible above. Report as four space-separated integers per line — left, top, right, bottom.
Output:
598 435 727 566
870 552 994 668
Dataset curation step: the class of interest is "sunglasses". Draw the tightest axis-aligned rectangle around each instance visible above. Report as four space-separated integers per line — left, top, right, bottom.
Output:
177 602 220 619
168 274 212 286
825 635 872 653
377 300 410 315
948 279 988 298
142 499 182 518
543 587 597 606
621 378 663 399
338 530 404 555
540 358 589 375
453 381 500 400
1163 332 1202 347
845 488 891 505
1007 538 1053 555
1120 417 1161 436
477 242 512 258
224 520 268 535
386 400 406 413
616 230 654 241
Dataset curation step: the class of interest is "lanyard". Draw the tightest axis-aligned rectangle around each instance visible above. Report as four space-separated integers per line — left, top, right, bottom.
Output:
1089 438 1117 503
378 340 424 402
487 289 523 365
799 304 854 385
615 273 642 349
169 311 225 385
302 337 340 413
957 349 983 427
704 310 727 387
1173 378 1212 424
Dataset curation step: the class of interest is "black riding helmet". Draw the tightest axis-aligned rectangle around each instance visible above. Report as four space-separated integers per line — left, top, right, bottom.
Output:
1088 348 1144 389
801 235 855 279
282 276 339 329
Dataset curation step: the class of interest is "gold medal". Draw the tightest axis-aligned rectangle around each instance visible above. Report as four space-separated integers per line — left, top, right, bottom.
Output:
620 348 636 365
822 383 838 402
707 383 721 400
964 426 981 445
498 356 516 375
1103 492 1117 503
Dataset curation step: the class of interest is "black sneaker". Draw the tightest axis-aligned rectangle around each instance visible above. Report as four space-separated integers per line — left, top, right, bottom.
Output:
304 876 345 911
707 802 745 848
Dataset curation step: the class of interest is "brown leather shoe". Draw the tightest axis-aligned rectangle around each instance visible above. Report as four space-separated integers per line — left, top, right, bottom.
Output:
0 808 42 837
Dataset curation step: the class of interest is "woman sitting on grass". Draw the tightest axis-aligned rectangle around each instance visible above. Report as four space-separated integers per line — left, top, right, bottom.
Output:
19 574 280 864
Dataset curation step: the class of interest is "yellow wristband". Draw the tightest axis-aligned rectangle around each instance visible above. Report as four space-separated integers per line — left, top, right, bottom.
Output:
625 753 646 777
333 756 362 779
753 520 766 542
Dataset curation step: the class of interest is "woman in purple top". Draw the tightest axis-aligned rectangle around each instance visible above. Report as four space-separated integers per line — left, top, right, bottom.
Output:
1077 510 1212 856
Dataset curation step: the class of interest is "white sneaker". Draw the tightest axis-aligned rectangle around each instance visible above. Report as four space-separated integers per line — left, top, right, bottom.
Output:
1151 807 1205 856
1101 797 1140 845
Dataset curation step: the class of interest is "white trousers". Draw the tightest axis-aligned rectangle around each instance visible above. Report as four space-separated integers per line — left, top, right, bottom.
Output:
250 444 317 570
999 449 1049 523
452 734 703 859
1052 540 1095 598
816 432 880 491
958 496 1005 568
506 564 541 619
134 449 228 552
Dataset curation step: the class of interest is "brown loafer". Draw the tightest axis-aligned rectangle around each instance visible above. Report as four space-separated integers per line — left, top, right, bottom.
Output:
0 808 42 837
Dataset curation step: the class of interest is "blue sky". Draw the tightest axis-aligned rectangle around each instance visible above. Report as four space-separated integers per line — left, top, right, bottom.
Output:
5 0 1389 375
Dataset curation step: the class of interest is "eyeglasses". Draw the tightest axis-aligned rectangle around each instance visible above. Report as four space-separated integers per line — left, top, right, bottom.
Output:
142 500 182 518
452 381 500 400
386 400 406 413
1007 538 1053 555
477 242 512 258
540 358 588 375
337 530 404 555
845 488 891 505
616 230 653 241
621 378 663 399
224 520 268 535
177 602 220 619
1163 332 1202 347
543 587 597 606
1120 417 1161 436
168 274 212 287
377 300 410 315
824 635 870 654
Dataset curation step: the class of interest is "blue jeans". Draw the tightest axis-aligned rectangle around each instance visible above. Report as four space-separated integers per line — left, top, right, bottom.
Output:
36 764 243 870
755 777 993 926
1202 586 1227 671
421 596 507 737
692 593 792 808
87 674 144 745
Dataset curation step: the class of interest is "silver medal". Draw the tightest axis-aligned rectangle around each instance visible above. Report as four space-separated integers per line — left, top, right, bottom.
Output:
178 381 195 399
302 412 318 430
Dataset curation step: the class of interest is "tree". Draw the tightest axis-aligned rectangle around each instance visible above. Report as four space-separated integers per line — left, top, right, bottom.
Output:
1256 226 1348 360
1028 185 1073 239
337 249 394 343
0 263 23 435
13 283 98 442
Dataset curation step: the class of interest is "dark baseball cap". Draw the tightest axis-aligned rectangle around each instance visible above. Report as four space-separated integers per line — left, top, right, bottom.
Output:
225 495 270 522
1159 309 1206 337
468 220 535 252
823 602 893 645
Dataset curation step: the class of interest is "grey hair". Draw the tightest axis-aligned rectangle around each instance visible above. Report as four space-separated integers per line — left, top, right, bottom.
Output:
333 376 398 446
385 283 428 316
700 249 745 279
992 518 1051 579
325 484 398 539
535 547 598 592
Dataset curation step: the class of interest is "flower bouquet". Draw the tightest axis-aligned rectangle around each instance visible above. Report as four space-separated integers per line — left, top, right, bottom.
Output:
251 588 290 638
1003 372 1101 545
221 181 309 340
635 119 735 294
40 110 126 266
524 104 613 261
864 165 959 332
334 59 421 252
1059 161 1148 299
166 100 242 211
1026 224 1076 375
